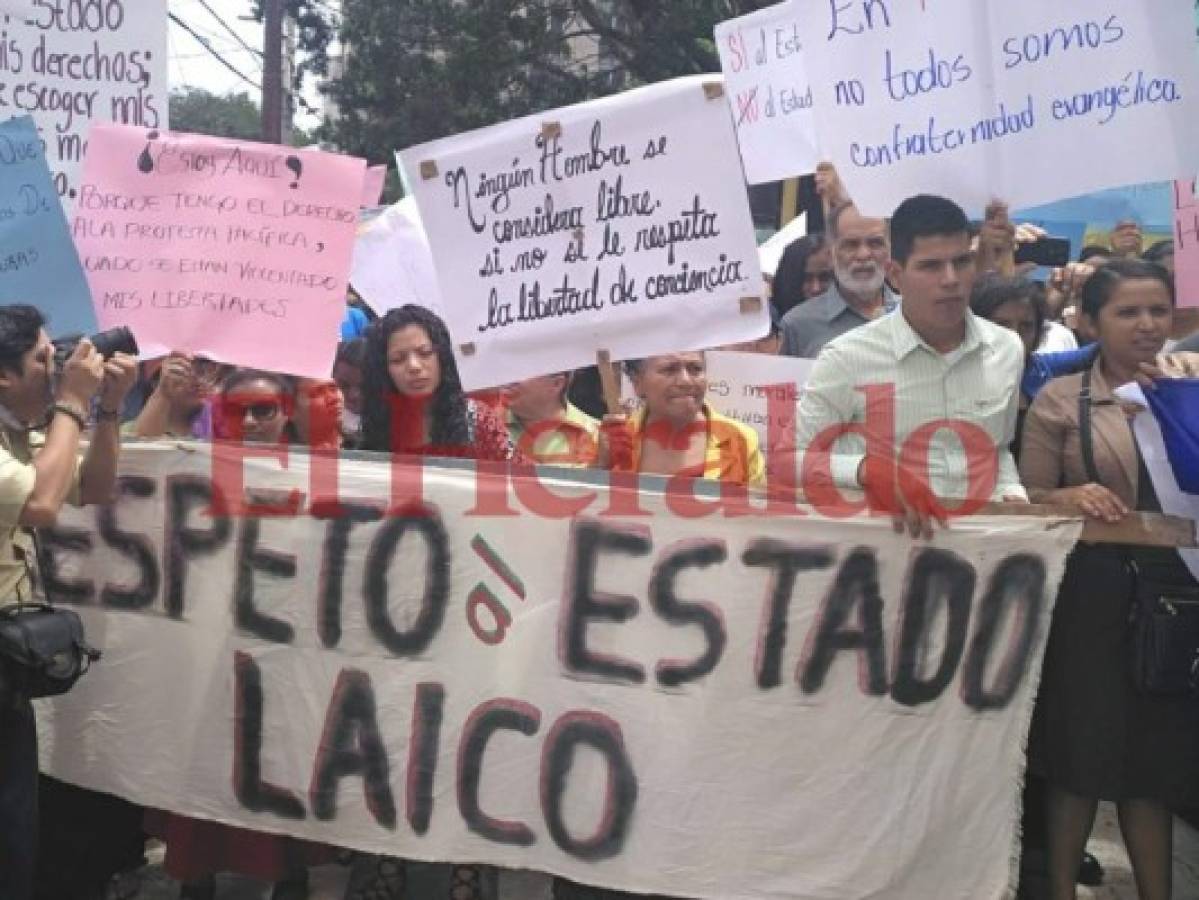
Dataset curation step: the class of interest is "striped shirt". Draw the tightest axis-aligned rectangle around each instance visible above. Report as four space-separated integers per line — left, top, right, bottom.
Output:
794 309 1027 503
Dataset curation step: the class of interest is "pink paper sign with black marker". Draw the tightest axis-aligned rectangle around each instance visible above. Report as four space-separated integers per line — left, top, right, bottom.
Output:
73 124 366 377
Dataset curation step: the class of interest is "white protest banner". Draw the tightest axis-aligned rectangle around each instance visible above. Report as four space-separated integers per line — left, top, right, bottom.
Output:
398 76 768 392
350 196 444 316
706 351 811 447
715 2 819 185
40 442 1081 900
72 125 366 376
757 211 806 277
0 0 167 208
794 0 1199 215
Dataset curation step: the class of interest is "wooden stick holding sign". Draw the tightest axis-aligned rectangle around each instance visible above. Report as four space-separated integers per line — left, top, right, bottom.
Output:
596 350 622 417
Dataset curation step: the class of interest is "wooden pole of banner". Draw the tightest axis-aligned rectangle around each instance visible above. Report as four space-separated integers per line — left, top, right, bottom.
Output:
596 350 622 416
977 503 1196 549
755 485 1195 549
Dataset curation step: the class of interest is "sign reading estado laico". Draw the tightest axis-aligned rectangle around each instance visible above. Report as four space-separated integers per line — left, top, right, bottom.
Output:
794 0 1199 215
39 443 1081 900
399 76 769 392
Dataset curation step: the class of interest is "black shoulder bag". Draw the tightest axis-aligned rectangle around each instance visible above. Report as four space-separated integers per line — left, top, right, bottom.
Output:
0 530 100 704
1080 369 1199 696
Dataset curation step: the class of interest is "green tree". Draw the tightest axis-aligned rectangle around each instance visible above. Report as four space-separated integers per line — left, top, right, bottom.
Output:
305 0 772 164
169 88 264 141
169 87 316 146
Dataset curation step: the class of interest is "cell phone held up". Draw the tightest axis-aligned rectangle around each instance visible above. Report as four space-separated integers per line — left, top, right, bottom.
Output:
1014 236 1071 269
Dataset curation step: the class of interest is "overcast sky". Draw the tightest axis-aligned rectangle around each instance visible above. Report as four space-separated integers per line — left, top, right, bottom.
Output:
168 0 327 130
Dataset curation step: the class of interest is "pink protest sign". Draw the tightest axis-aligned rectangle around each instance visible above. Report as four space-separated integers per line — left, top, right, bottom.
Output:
1175 179 1199 309
361 165 386 207
73 124 366 377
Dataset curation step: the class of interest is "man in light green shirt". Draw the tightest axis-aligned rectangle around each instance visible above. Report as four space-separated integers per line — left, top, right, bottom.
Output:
503 372 599 467
0 305 137 900
795 195 1028 538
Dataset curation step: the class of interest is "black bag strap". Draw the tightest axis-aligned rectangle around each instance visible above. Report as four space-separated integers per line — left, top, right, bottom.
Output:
1078 368 1103 485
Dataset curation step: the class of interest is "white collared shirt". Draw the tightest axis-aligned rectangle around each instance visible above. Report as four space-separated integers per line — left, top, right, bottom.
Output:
794 309 1028 503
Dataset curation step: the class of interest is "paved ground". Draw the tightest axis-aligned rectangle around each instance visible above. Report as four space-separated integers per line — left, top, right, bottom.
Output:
123 803 1199 899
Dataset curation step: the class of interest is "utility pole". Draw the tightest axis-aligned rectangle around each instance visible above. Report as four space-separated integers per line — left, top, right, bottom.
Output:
262 0 284 143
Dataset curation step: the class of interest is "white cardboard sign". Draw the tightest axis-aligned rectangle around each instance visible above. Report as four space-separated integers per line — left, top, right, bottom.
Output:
715 2 820 185
350 196 444 316
793 0 1199 215
398 76 768 391
0 0 168 209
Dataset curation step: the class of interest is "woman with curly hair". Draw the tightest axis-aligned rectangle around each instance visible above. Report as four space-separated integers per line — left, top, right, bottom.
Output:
359 305 514 462
350 304 509 900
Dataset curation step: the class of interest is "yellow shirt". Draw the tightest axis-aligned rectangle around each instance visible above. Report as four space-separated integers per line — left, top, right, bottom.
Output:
0 424 81 602
506 402 599 467
628 405 766 487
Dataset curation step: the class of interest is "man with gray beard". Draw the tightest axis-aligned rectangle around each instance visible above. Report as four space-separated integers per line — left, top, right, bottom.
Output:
779 203 899 358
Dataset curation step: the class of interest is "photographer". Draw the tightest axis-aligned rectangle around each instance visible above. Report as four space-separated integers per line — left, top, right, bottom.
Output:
0 305 136 900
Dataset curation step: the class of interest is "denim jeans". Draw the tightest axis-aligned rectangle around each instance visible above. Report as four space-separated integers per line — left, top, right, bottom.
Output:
0 697 38 900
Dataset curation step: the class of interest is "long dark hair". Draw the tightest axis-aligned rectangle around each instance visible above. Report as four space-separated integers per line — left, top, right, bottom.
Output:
361 304 469 453
970 275 1049 350
771 234 827 317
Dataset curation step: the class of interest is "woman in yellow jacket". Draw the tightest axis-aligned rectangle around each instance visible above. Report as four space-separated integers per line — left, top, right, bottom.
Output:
597 351 765 486
561 353 761 900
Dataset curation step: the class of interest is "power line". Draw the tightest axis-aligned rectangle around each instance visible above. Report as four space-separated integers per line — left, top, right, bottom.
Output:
169 12 322 116
192 0 265 62
169 11 262 89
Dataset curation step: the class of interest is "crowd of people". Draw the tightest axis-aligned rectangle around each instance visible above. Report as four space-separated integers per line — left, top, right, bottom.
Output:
0 171 1197 900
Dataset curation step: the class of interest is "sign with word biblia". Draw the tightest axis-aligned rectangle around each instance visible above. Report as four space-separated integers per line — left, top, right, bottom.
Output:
399 76 768 392
72 125 366 377
38 442 1081 900
794 0 1199 215
0 0 168 209
715 1 820 185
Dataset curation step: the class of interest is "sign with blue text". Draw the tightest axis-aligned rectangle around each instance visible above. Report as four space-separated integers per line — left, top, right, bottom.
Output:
794 0 1199 215
716 2 819 185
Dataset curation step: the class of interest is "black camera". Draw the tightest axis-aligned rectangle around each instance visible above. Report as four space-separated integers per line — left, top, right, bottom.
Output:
52 326 139 370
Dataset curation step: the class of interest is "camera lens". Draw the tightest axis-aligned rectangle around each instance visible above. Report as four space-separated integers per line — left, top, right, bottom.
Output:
89 327 139 360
